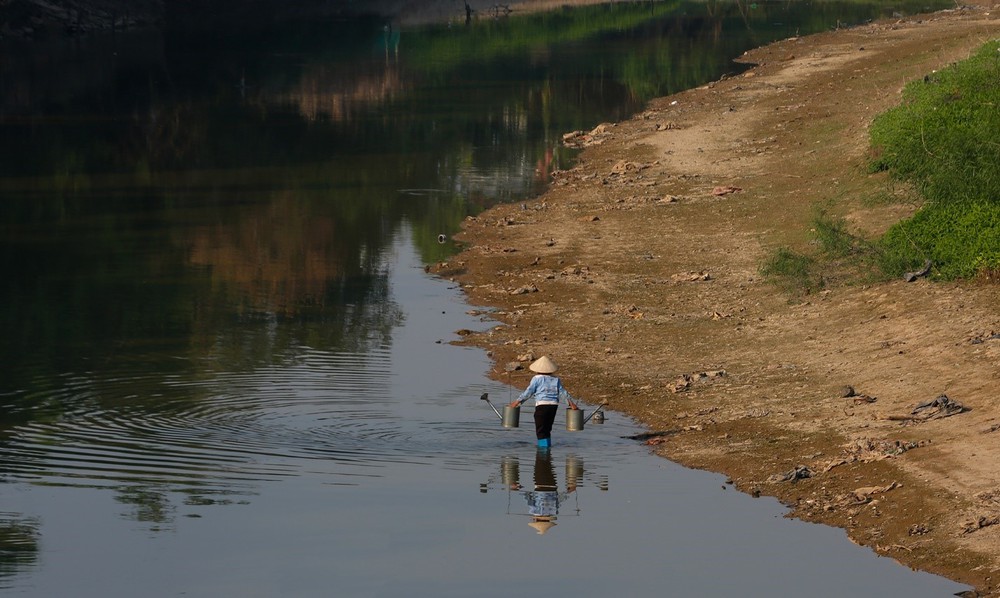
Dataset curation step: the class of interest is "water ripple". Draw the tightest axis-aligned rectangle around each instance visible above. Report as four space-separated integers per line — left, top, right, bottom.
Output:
0 349 474 495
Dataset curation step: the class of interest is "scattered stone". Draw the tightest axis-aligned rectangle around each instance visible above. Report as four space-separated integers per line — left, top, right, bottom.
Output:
909 523 931 536
658 195 681 204
669 370 727 393
975 489 1000 507
455 329 474 336
581 215 600 222
961 515 999 535
820 437 928 472
609 160 650 175
670 271 711 282
562 123 614 148
969 331 1000 345
839 386 877 403
711 185 743 196
769 465 812 483
509 285 539 295
670 376 691 393
605 303 640 316
516 351 535 362
851 482 899 503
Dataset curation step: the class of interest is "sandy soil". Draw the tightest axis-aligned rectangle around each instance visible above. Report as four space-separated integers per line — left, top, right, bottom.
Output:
437 4 1000 594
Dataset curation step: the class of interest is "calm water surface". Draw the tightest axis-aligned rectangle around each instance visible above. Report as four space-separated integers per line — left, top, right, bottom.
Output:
1 1 967 596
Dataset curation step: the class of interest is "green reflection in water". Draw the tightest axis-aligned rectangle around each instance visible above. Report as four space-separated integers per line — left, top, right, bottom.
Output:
0 514 39 587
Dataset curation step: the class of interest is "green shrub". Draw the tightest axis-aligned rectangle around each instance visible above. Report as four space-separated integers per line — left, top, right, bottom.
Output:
869 41 1000 206
760 247 822 294
878 199 1000 279
868 40 1000 280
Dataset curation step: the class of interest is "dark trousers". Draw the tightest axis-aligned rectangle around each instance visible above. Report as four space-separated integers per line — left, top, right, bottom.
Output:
534 404 558 440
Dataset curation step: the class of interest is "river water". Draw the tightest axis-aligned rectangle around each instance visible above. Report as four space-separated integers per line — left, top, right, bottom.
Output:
1 1 968 596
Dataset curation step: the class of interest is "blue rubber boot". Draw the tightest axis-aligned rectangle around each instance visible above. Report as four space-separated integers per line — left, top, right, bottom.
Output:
537 438 551 449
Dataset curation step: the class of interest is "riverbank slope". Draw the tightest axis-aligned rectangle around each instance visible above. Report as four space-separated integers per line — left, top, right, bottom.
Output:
439 4 1000 593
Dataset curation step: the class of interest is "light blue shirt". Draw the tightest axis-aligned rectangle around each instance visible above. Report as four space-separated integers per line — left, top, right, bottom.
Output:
517 374 574 406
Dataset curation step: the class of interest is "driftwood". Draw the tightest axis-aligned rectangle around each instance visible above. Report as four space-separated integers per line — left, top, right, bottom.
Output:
903 259 933 282
883 394 967 423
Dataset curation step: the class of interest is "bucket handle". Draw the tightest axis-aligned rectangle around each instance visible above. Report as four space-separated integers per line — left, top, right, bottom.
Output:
583 400 609 424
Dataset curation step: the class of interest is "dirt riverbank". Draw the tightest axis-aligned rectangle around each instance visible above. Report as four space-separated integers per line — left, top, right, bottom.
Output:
437 4 1000 594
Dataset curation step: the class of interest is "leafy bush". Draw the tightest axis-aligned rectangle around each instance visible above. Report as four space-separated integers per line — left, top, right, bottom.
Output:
878 199 1000 279
867 40 1000 279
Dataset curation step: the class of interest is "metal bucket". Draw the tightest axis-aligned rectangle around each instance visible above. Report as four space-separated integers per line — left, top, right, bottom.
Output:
502 404 520 428
566 408 585 431
501 456 520 487
565 456 583 491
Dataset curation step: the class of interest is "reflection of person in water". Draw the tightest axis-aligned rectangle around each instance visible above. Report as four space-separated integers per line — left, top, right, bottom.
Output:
524 448 566 535
484 451 590 534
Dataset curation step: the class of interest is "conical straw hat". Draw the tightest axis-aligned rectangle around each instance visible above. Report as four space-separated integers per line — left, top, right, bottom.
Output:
529 356 558 374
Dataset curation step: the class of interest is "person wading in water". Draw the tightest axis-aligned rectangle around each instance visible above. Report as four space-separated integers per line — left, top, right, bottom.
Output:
511 356 579 448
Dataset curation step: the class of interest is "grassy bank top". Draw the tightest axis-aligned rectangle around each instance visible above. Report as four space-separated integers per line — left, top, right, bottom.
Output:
765 38 1000 288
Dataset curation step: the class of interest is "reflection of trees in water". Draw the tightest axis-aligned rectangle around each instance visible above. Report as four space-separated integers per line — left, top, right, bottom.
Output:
0 514 40 586
273 66 404 123
184 195 348 315
178 195 405 362
0 191 404 417
115 486 176 529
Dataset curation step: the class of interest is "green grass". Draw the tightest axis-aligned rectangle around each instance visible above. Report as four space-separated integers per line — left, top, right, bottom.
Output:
877 199 1000 279
760 246 822 295
760 209 885 293
866 40 1000 280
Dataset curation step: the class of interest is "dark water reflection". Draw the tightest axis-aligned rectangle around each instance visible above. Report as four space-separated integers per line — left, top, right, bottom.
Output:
0 1 965 595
